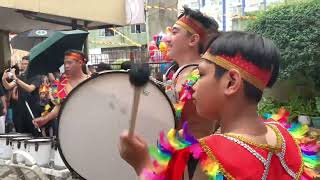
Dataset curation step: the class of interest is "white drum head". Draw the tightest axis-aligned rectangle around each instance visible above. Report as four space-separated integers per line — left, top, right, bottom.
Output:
58 71 175 179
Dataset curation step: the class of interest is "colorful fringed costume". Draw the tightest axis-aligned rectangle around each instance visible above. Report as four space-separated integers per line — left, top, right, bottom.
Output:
51 75 69 105
264 108 320 179
142 110 319 179
164 67 200 124
174 69 200 121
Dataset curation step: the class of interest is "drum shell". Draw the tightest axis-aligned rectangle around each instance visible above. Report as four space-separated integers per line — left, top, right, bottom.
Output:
24 138 53 166
10 136 32 163
51 140 66 169
0 134 31 160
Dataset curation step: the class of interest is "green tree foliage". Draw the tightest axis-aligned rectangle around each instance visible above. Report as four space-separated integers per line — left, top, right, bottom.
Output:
246 0 320 89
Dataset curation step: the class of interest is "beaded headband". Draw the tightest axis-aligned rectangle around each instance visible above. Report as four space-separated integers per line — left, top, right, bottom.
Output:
175 16 206 40
202 51 272 90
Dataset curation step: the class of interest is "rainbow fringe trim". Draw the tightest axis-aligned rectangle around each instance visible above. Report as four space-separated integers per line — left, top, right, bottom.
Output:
142 122 225 180
51 76 68 105
264 108 320 178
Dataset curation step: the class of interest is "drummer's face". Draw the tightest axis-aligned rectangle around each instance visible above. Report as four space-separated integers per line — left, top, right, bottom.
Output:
64 58 82 76
192 60 223 119
166 25 193 60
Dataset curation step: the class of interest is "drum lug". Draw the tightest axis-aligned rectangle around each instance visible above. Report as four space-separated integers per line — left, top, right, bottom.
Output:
17 141 21 149
6 138 9 145
35 142 39 151
24 141 27 149
54 140 59 150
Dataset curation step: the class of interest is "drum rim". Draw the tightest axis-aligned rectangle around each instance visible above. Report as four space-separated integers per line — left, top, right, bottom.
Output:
0 133 32 138
56 71 178 179
11 137 33 141
24 137 52 144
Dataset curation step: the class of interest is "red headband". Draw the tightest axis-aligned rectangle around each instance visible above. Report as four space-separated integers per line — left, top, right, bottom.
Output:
65 52 85 63
202 52 272 90
175 16 206 39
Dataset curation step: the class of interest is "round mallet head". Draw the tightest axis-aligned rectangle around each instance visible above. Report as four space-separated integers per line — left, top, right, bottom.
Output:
129 63 150 87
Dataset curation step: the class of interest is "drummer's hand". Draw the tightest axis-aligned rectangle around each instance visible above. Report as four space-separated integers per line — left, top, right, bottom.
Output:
10 68 17 80
32 117 48 128
119 130 151 175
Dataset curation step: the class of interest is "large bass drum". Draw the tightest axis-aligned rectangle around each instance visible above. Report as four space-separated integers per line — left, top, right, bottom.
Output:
57 71 175 179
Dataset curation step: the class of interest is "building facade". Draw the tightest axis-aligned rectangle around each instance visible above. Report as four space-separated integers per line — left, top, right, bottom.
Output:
88 0 178 65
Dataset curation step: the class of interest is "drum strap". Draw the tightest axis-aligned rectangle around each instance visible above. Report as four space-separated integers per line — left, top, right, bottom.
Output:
187 154 199 179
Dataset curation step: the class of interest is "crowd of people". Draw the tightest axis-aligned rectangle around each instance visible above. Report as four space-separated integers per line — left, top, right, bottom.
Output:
0 5 317 179
0 52 127 137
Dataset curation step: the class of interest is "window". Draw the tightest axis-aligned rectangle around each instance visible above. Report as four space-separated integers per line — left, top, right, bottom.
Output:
105 29 115 36
98 29 105 36
98 28 115 37
202 0 205 7
131 24 146 34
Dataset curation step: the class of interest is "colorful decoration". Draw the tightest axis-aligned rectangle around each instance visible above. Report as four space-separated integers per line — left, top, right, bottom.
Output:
142 122 225 180
175 69 200 120
143 107 319 179
41 104 52 117
148 29 171 62
264 108 320 179
159 63 172 75
39 84 50 95
141 68 225 179
51 75 68 105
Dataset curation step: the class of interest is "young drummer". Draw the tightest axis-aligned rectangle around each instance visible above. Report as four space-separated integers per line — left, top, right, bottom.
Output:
163 7 220 138
120 32 311 179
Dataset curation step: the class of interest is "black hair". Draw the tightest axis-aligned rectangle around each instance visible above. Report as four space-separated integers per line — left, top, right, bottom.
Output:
178 6 220 53
22 56 29 61
208 31 280 103
96 62 112 72
64 49 87 63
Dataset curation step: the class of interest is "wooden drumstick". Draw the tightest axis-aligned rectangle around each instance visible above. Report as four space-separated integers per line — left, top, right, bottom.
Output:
25 101 41 132
128 63 150 137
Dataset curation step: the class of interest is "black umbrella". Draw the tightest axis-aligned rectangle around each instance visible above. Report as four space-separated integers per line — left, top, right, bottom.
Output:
27 30 89 78
10 29 55 51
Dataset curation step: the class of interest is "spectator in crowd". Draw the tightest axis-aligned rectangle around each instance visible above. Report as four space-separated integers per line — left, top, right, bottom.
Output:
2 56 42 135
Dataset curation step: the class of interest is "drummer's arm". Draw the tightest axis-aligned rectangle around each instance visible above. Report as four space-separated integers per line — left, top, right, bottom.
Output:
2 80 16 90
41 105 60 123
14 77 36 93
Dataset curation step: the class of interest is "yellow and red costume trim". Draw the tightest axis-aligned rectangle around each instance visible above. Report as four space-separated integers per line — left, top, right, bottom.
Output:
142 110 314 180
202 52 272 90
141 122 227 180
175 16 207 40
264 109 320 179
